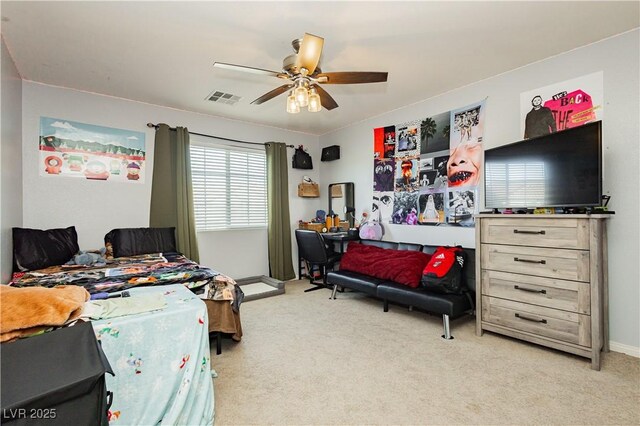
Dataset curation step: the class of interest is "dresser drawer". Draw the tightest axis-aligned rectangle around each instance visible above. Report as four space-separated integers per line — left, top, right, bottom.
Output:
482 296 591 347
480 218 589 249
481 270 590 314
481 244 590 282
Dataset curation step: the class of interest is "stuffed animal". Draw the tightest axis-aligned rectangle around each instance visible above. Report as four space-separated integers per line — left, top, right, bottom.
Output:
67 248 108 266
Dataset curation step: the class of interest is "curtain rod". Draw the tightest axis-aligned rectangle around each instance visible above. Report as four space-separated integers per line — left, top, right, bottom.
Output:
146 123 294 148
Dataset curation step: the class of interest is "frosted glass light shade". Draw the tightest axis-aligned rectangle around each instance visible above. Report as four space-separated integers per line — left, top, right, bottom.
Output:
286 93 300 113
308 89 322 112
295 86 309 107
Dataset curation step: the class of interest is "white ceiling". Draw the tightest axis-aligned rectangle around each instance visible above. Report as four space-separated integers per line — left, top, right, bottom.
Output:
1 1 638 135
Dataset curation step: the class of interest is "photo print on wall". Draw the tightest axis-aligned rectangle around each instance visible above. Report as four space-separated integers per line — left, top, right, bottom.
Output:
394 156 419 193
395 121 420 158
418 192 445 224
383 126 396 159
373 191 394 224
40 117 146 183
373 158 395 192
520 71 603 139
420 111 451 155
447 189 476 226
392 192 419 225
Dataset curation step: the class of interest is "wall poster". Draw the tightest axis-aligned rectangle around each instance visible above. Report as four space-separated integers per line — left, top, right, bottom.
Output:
372 99 486 227
519 71 603 139
39 117 146 183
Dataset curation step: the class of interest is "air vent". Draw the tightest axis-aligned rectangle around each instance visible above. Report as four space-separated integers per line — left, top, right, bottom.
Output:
206 90 241 105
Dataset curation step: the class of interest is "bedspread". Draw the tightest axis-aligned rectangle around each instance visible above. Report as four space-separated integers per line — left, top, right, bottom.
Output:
92 284 214 425
10 253 219 294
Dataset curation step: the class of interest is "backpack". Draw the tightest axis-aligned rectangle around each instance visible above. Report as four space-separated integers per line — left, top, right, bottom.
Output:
421 246 466 294
292 146 313 169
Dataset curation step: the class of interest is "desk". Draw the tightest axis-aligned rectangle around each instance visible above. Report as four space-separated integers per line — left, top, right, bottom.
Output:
322 232 360 253
92 284 214 425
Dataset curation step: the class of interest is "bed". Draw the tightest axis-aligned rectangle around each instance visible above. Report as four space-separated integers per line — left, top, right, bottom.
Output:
11 252 218 295
7 226 224 425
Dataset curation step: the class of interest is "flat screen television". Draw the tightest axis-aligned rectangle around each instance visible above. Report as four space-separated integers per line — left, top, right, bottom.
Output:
484 121 602 209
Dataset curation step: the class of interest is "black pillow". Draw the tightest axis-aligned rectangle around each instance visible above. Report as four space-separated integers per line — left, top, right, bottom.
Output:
13 226 79 272
104 227 177 258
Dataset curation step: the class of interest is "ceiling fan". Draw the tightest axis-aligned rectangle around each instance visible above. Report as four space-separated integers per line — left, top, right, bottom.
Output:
213 33 388 113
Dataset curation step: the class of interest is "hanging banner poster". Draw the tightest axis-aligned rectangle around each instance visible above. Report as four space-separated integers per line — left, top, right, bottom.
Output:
520 71 603 139
40 117 146 183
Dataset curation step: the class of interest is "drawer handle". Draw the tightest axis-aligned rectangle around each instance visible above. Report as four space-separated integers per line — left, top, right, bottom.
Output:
514 257 546 265
514 285 547 294
513 229 546 235
515 313 547 324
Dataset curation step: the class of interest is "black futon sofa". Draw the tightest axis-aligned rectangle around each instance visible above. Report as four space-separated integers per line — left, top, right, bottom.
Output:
326 239 475 339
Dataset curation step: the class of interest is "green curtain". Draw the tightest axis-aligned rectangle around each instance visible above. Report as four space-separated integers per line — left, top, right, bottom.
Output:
265 142 295 281
150 124 200 263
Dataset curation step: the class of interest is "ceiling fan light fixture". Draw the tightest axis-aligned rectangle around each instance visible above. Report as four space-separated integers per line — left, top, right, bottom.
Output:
308 88 322 112
286 91 300 114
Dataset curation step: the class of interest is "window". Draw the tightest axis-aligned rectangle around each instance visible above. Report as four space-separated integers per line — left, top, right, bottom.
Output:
190 142 267 231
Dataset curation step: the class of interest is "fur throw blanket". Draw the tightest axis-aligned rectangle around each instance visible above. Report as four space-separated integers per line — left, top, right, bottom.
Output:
0 284 89 342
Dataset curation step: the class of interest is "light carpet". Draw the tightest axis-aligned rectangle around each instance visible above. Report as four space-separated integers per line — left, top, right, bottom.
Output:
211 280 640 425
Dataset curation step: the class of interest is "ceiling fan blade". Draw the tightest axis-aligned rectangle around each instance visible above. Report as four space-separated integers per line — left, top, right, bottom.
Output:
251 84 294 105
313 85 338 110
316 71 388 84
295 33 324 75
213 62 288 79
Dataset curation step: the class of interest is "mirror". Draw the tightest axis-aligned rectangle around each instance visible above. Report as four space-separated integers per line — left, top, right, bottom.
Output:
328 182 355 228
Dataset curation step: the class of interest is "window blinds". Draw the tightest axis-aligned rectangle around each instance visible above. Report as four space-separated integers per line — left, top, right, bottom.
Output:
190 144 267 231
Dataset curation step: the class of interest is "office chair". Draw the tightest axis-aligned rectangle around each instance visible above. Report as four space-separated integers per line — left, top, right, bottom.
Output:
295 229 342 292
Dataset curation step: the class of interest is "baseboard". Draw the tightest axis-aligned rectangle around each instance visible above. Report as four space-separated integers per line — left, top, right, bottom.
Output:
609 341 640 358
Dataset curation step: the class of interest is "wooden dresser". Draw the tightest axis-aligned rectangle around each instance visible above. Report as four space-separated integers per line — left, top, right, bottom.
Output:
475 214 609 370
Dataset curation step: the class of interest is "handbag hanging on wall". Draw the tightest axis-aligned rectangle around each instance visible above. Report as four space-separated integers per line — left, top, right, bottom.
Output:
292 145 313 169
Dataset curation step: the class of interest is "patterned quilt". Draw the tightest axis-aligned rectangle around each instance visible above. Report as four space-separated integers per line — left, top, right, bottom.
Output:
10 253 219 295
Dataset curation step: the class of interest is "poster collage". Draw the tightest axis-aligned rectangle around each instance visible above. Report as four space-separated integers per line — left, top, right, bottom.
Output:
39 117 146 183
373 100 485 227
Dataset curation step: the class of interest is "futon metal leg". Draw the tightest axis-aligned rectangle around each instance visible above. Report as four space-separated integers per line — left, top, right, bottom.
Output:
383 300 389 312
441 314 453 340
330 284 338 299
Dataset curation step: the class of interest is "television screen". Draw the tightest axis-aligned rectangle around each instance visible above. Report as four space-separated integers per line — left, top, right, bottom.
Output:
485 121 602 209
